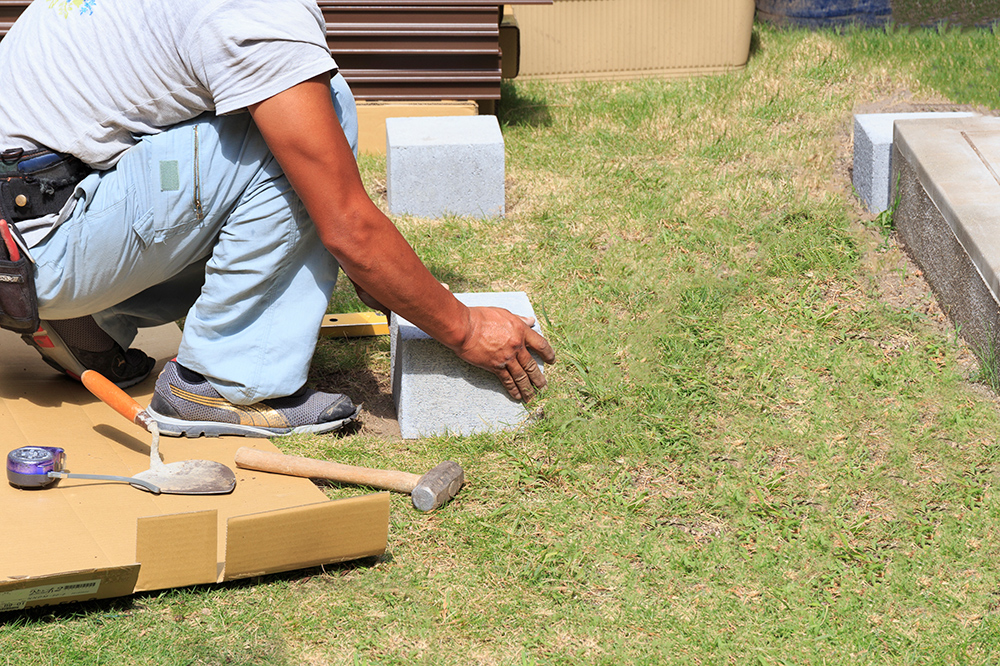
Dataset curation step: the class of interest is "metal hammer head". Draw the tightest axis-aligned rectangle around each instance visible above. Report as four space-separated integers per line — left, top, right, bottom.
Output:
411 460 465 512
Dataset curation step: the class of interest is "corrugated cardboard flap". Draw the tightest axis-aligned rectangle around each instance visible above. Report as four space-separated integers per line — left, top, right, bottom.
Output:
224 493 390 580
135 510 218 592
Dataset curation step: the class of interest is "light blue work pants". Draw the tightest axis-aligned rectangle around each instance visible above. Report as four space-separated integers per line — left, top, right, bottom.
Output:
30 74 358 405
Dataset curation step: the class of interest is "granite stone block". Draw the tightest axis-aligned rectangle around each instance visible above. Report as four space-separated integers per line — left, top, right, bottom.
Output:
386 115 505 218
391 292 543 439
853 112 976 214
892 115 1000 372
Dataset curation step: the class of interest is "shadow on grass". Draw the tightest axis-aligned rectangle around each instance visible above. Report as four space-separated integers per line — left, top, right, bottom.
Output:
748 28 762 60
0 556 387 627
498 80 552 128
309 332 396 427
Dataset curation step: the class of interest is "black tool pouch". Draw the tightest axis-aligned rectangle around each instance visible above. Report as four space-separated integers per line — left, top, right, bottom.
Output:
0 238 38 334
0 148 91 334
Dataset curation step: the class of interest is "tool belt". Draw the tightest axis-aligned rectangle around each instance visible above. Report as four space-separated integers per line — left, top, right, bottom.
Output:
0 148 92 334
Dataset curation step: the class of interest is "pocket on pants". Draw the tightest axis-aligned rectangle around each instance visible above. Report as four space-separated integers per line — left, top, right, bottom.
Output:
146 123 203 243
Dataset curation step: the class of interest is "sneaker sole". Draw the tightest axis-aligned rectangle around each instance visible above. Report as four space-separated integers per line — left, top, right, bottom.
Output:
146 406 361 438
22 325 153 389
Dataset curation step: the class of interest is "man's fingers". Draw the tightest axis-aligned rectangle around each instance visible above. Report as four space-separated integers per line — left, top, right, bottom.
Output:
457 306 555 401
498 348 545 403
514 312 556 364
503 360 535 403
518 348 546 389
498 369 522 401
524 327 556 364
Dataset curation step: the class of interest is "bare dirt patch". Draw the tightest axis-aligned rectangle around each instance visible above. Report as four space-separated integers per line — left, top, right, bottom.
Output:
852 89 990 116
311 359 401 441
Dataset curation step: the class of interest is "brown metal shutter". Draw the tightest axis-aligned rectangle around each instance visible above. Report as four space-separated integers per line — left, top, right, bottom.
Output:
323 2 501 101
0 1 25 37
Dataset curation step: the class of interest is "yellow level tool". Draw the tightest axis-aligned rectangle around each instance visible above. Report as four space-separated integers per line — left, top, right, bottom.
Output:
319 312 389 338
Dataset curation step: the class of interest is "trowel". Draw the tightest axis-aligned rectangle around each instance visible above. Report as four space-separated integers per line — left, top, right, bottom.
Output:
80 369 236 495
6 370 236 495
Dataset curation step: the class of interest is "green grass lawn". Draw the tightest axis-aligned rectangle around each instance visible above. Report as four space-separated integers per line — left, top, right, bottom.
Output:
7 22 1000 665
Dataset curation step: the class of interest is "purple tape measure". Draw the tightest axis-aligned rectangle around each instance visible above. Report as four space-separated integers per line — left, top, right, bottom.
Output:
6 446 66 488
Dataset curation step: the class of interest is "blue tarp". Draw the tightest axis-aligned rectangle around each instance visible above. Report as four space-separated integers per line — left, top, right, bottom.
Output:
756 0 892 27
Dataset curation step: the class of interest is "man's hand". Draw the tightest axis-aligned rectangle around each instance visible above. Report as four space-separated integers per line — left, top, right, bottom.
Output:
449 307 556 401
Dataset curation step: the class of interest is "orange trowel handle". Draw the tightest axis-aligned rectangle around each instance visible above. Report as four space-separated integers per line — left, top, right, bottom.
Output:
81 369 156 432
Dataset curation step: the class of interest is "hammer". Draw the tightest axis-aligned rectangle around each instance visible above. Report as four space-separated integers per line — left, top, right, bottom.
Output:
233 447 464 511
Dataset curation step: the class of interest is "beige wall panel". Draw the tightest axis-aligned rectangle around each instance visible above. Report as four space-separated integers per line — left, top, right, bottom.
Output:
514 0 756 81
357 100 480 155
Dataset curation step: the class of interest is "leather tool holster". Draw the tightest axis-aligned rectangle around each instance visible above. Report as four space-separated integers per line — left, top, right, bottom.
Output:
0 148 92 334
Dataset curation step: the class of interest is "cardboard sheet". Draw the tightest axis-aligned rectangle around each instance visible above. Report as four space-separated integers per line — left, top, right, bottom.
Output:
0 324 389 608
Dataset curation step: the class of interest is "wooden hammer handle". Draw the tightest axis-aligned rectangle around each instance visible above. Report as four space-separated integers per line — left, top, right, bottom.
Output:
234 447 421 494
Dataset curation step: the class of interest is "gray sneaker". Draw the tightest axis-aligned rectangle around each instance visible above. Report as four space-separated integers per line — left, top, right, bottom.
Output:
147 360 359 438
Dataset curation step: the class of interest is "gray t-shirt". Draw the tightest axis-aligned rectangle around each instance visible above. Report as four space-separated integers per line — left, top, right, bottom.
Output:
0 0 337 170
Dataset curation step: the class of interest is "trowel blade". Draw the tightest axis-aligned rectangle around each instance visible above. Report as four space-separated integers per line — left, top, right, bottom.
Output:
133 460 237 495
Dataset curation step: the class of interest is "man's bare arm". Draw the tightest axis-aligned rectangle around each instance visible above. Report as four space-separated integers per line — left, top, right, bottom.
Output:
248 75 555 400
